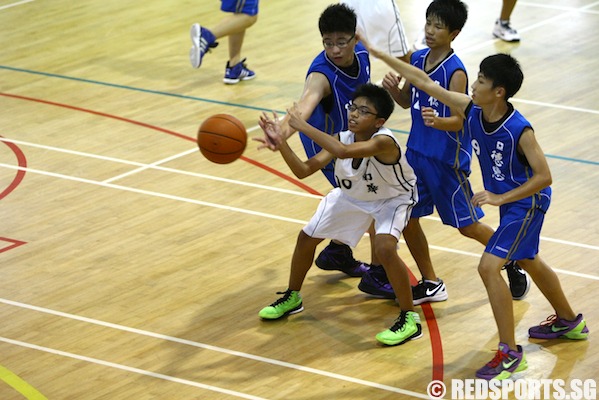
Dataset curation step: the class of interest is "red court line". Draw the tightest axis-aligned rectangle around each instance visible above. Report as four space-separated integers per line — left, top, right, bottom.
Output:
0 134 27 200
0 134 28 252
0 92 321 196
0 91 444 382
0 237 27 253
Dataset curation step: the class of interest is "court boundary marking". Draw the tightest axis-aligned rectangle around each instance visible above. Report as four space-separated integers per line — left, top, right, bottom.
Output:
1 159 597 282
0 237 27 253
0 0 34 11
0 364 46 400
1 92 598 397
0 298 432 400
2 3 599 391
1 134 597 255
0 337 266 400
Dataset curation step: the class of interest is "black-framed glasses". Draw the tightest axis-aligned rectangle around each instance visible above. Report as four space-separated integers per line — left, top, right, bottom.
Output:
322 34 355 49
346 103 378 117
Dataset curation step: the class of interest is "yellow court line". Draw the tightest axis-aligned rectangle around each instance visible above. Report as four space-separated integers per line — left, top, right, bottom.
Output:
0 365 47 400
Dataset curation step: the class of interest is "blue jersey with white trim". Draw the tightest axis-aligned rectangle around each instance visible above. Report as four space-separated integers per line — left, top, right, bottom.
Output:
467 104 551 211
407 49 471 170
304 42 371 138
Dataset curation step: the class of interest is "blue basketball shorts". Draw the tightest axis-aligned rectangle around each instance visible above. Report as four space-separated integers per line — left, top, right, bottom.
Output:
406 149 484 228
221 0 259 16
486 202 549 260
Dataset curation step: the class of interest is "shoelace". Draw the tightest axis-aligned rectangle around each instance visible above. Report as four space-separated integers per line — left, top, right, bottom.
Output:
200 39 219 53
502 260 519 271
389 312 408 332
270 290 292 307
486 349 510 367
500 22 517 34
539 314 558 326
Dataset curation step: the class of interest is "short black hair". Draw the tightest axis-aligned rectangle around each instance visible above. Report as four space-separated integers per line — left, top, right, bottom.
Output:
480 54 524 100
352 83 395 120
319 3 357 36
426 0 468 32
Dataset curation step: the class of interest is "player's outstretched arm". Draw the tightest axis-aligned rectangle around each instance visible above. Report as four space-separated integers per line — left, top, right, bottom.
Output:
256 110 332 179
359 35 471 118
286 103 397 161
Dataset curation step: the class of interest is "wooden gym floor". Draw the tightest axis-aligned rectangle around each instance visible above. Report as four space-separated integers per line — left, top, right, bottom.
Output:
1 0 598 399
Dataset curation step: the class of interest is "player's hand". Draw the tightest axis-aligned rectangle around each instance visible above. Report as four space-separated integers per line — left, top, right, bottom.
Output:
286 103 305 131
471 190 505 207
355 33 372 51
421 107 437 127
255 111 283 150
355 33 369 49
382 72 402 95
356 33 380 58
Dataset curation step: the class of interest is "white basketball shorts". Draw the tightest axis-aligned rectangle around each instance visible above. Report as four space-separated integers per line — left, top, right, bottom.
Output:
303 188 415 247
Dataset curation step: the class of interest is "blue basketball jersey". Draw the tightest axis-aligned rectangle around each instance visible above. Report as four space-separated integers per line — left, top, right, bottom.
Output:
466 104 552 212
407 49 471 170
299 42 371 186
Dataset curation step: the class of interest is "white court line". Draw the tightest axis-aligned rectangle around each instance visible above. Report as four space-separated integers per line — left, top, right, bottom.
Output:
0 336 268 400
2 136 597 252
0 0 34 11
455 1 599 55
372 1 599 115
510 98 599 116
102 148 199 184
1 161 598 281
0 162 308 225
0 137 320 199
103 123 264 184
0 298 431 399
519 1 599 14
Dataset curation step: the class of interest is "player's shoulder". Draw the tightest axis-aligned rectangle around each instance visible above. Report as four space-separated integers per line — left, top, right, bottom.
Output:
447 50 467 69
509 108 534 132
355 41 368 52
372 127 397 143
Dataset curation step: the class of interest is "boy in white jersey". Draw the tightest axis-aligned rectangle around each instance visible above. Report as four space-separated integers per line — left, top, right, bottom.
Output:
361 39 589 378
257 83 422 346
258 3 374 279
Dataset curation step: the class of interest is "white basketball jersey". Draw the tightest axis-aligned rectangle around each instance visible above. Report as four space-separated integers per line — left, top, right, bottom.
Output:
334 128 417 201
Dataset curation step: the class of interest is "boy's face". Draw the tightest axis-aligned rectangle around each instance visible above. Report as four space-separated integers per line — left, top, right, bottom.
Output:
471 72 500 105
424 15 459 48
347 97 382 133
322 32 356 68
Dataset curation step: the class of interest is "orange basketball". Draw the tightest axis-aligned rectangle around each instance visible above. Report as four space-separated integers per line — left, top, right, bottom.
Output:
197 114 247 164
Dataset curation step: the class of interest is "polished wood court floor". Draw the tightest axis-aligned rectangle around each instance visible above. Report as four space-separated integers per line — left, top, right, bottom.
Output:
1 0 598 399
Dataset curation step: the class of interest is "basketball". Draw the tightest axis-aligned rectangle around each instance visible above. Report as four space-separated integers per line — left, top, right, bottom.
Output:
197 114 247 164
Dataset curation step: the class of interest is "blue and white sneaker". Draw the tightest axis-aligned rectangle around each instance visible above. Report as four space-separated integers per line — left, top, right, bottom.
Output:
223 58 256 84
189 23 218 68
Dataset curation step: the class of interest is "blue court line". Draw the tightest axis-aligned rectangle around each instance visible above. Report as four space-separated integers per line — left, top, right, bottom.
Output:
2 65 598 166
544 154 599 166
0 65 270 112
